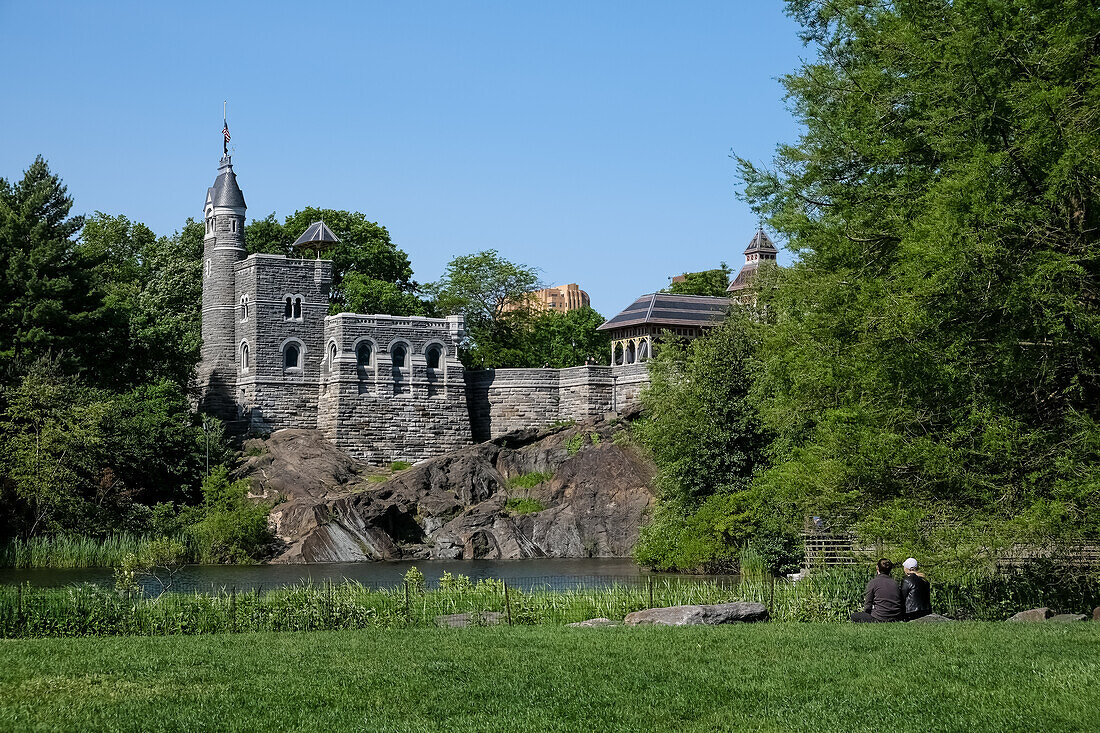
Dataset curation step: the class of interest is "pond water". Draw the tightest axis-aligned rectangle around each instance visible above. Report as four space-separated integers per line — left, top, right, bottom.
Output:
0 558 739 594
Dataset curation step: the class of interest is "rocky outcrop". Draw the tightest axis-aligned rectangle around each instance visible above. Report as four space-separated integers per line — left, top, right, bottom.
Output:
1007 607 1054 622
1049 613 1088 623
909 613 953 623
245 412 656 563
623 602 769 626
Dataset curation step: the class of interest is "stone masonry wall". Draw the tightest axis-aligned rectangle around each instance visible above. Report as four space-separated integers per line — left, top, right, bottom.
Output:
465 364 650 441
318 313 471 463
234 255 333 432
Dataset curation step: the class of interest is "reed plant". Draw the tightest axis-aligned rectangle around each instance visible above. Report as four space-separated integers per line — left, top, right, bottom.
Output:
0 534 181 569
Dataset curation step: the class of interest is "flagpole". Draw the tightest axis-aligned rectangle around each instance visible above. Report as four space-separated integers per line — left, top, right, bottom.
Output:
222 100 228 158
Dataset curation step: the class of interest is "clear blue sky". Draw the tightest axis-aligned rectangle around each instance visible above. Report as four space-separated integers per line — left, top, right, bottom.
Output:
0 1 806 316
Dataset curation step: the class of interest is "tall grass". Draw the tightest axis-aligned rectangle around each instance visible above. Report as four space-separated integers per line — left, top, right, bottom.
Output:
0 535 179 569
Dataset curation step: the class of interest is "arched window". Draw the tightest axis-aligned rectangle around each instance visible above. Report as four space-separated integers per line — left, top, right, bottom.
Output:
284 343 301 370
293 297 302 319
638 341 649 361
284 297 292 319
240 342 250 373
425 344 442 370
239 295 249 322
356 342 372 368
328 341 338 366
391 344 407 369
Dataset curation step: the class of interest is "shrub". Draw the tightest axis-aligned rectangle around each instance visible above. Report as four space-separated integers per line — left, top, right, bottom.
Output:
505 498 546 515
566 434 584 455
508 472 553 489
183 468 272 564
390 461 413 471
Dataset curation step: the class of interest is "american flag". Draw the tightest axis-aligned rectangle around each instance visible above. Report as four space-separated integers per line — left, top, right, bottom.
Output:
222 122 231 143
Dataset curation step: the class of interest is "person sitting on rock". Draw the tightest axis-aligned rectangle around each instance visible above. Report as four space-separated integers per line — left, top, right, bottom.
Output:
850 558 903 622
900 557 932 621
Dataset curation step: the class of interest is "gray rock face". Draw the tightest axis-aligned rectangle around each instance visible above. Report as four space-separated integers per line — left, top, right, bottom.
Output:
1049 613 1088 623
909 613 953 623
623 602 769 626
568 618 619 628
249 413 655 563
1093 606 1100 622
1007 607 1054 622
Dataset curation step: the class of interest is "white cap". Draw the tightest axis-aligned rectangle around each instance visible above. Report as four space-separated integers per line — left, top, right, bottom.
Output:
903 557 918 570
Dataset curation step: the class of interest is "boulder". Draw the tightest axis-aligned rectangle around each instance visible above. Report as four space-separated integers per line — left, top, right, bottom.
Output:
1049 613 1088 623
1007 607 1054 622
1093 606 1100 622
909 613 953 623
433 612 506 628
568 618 619 628
623 602 768 626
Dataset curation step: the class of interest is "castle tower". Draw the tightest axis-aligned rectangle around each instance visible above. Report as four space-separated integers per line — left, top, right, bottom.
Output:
197 152 248 421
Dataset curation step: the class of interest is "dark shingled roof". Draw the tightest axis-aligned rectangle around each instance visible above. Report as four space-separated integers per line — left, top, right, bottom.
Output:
743 227 777 255
292 221 341 248
210 156 246 209
727 264 759 292
597 293 730 331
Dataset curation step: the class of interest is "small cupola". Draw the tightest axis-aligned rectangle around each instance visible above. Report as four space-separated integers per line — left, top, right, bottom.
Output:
292 220 341 258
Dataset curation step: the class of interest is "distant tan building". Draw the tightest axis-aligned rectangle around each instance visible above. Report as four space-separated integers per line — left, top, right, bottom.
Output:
506 283 591 313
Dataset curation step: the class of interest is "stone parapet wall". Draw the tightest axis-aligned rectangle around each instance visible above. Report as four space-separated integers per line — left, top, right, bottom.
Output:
465 364 650 441
317 313 471 463
611 362 650 410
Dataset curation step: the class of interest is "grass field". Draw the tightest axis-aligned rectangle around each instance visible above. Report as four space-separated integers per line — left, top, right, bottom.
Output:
0 624 1096 732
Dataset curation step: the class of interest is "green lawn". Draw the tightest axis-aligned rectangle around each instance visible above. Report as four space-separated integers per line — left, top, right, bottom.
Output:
0 624 1096 732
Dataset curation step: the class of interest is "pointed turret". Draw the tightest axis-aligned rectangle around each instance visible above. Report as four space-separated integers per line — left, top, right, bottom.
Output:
728 227 778 293
198 143 248 422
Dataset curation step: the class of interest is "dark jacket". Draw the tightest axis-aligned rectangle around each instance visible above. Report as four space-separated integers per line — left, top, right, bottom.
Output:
864 574 903 622
901 573 932 618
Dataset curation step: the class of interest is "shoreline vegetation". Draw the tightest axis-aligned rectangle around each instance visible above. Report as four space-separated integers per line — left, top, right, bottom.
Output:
0 533 267 570
1 567 1097 638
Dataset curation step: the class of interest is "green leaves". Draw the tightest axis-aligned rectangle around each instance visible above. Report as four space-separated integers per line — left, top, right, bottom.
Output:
738 0 1100 554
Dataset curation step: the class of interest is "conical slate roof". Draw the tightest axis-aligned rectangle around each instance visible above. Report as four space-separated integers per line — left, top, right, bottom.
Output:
743 227 777 255
292 221 341 248
210 156 246 209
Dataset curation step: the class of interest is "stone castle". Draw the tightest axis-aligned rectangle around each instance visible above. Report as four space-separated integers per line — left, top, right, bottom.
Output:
196 152 660 464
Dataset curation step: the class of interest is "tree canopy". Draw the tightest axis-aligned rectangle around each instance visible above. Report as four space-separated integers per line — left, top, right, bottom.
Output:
732 0 1100 557
666 264 732 297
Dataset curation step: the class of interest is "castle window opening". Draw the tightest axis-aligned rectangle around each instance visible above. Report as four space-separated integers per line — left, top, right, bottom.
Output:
328 341 337 366
284 297 292 319
625 341 636 364
240 342 250 373
240 295 249 322
284 343 301 370
614 343 624 365
425 344 442 370
356 342 372 368
293 297 302 319
391 344 408 369
638 341 649 361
